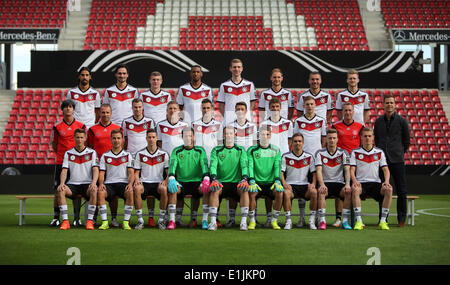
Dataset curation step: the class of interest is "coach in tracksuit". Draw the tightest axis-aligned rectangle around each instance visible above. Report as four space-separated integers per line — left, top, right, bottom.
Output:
374 94 410 227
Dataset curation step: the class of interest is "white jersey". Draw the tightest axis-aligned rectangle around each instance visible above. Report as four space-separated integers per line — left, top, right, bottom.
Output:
156 119 189 156
296 89 333 121
350 146 387 183
217 78 256 124
122 116 155 156
134 147 169 183
176 83 213 123
293 115 327 156
102 84 140 126
335 89 370 124
139 89 171 124
315 147 350 184
192 118 221 161
258 88 294 120
282 151 315 186
220 120 257 151
62 147 99 185
99 149 133 184
260 117 293 156
66 86 101 129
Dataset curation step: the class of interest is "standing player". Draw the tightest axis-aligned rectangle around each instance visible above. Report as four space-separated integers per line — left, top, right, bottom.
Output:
103 64 139 126
66 67 101 130
156 101 189 156
133 129 169 230
281 133 317 230
140 71 172 124
217 58 257 124
50 100 86 227
208 126 250 231
97 129 135 230
57 129 99 230
258 68 294 121
122 98 155 156
296 72 333 123
166 127 210 230
350 127 393 230
247 126 284 230
315 129 352 230
176 66 214 124
336 69 370 125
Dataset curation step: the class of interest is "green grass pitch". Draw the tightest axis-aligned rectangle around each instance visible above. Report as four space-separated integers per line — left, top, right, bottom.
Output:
0 194 449 265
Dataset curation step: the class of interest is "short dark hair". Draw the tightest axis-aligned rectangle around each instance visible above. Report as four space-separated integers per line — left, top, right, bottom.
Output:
114 64 129 74
292 132 304 140
61 99 76 111
181 127 194 137
201 98 213 106
383 94 395 102
235 101 247 110
111 129 123 138
78 67 91 76
327 128 338 135
146 128 157 135
269 97 281 107
132 98 143 105
74 128 86 136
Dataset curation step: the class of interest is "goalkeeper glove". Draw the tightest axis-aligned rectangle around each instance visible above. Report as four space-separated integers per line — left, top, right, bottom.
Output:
270 179 284 192
237 179 250 192
209 179 223 192
200 176 210 194
249 179 261 193
168 176 180 194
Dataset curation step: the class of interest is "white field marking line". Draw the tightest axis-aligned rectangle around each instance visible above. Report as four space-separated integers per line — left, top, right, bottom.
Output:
416 208 450 218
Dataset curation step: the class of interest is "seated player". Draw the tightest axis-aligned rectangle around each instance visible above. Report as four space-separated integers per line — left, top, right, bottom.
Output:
57 129 99 230
166 127 210 230
281 133 318 230
97 129 135 230
315 129 352 230
208 126 250 231
133 129 169 230
247 126 284 230
350 127 393 230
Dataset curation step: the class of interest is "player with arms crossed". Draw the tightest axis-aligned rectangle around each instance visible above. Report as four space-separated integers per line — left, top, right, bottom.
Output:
57 129 99 230
350 127 393 230
315 129 352 230
133 129 169 230
97 129 135 230
166 127 210 230
139 71 172 124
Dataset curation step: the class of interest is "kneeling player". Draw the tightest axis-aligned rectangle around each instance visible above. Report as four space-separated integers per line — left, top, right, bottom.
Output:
97 129 135 230
166 127 210 230
315 129 352 230
133 129 169 230
208 126 250 231
350 127 393 230
57 129 99 230
247 126 284 230
281 133 318 230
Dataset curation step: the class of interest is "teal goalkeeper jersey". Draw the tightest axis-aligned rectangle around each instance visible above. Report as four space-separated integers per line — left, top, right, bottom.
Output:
247 144 281 184
168 145 209 182
210 144 249 183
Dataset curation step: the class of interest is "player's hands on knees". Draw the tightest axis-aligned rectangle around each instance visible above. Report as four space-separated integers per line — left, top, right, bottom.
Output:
125 183 133 193
270 179 284 192
168 176 179 194
318 185 328 195
307 183 316 192
249 179 261 193
98 184 106 193
382 182 392 191
237 178 250 192
200 176 210 194
133 179 142 188
209 179 223 192
352 180 361 190
343 184 352 194
283 183 292 193
57 184 66 193
88 183 97 192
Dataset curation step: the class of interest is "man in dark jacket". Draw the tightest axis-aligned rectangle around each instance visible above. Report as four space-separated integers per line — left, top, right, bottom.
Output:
374 94 410 226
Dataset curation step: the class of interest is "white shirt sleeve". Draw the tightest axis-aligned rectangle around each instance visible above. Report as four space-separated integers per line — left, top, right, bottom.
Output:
216 84 225 103
62 151 69 169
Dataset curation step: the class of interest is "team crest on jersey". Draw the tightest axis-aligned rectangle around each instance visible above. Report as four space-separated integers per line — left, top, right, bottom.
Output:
186 91 191 96
127 93 132 98
336 157 342 164
227 87 233 92
73 94 79 99
358 154 364 160
281 95 286 101
315 122 321 128
157 156 162 162
121 157 127 162
344 97 349 102
163 127 169 133
197 126 203 131
88 95 93 100
160 97 166 103
267 95 272 100
323 158 328 163
143 124 148 129
282 125 287 130
320 98 325 103
373 155 378 160
112 93 117 98
179 154 185 160
242 87 247 92
301 123 306 128
142 156 148 162
219 153 226 160
201 92 206 97
255 153 261 159
129 124 134 129
107 158 113 163
303 159 309 165
289 159 294 165
84 155 91 161
145 97 151 102
353 130 358 135
358 97 363 102
70 155 76 161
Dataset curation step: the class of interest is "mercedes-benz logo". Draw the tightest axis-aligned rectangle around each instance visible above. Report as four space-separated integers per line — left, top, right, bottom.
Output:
394 30 406 41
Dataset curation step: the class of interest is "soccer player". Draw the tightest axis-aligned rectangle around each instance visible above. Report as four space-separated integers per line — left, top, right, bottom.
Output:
293 95 327 156
296 71 333 123
57 129 99 230
50 99 86 227
133 129 170 230
281 133 317 230
350 127 393 230
122 98 155 156
66 67 101 130
166 127 210 230
97 129 135 230
156 101 189 156
176 66 213 124
139 71 172 124
217 58 256 124
258 68 294 121
208 126 250 231
192 99 221 161
315 129 352 230
247 126 284 230
103 64 139 126
336 69 370 125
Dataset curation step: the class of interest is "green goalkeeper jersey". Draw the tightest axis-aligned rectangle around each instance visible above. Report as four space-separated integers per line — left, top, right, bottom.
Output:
247 144 281 184
209 144 249 183
168 145 209 182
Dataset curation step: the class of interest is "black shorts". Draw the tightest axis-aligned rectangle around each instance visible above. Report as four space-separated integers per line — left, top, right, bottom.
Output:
361 182 384 202
67 184 90 199
256 184 274 199
141 183 160 200
291 185 310 200
105 183 128 201
53 164 63 189
220 182 239 201
178 181 202 200
325 182 345 200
